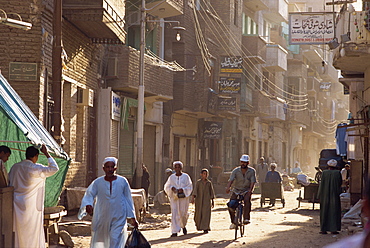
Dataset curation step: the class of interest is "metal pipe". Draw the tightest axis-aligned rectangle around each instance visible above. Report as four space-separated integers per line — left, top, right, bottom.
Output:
135 0 146 187
52 0 63 144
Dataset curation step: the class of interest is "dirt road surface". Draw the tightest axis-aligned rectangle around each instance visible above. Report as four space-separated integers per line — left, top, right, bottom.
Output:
67 189 353 248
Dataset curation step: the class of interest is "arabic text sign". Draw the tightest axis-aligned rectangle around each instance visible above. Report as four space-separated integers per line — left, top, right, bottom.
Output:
219 77 241 94
320 82 331 92
289 12 334 45
111 91 122 121
9 62 37 81
203 121 223 139
220 56 243 73
218 97 236 111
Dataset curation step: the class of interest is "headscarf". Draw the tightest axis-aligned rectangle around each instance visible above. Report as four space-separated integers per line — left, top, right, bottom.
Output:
102 157 118 167
327 159 337 167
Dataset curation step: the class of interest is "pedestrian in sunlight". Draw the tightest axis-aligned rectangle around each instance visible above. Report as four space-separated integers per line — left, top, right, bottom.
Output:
191 168 215 233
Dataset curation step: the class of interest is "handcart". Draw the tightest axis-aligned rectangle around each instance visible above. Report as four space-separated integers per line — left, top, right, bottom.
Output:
260 182 285 207
296 183 319 209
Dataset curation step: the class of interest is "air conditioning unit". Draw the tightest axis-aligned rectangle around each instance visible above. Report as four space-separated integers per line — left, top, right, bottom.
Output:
127 11 140 26
77 88 94 107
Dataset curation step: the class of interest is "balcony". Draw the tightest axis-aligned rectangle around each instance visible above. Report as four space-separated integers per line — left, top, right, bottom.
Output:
302 45 324 64
146 0 183 19
242 35 267 64
288 108 310 126
263 0 288 23
63 0 126 42
332 10 370 73
260 99 286 121
319 62 339 83
104 46 173 102
253 90 271 117
264 44 287 71
244 0 268 12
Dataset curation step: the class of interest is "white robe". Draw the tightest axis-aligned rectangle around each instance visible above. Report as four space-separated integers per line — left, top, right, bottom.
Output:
164 173 193 234
9 158 59 248
78 175 136 248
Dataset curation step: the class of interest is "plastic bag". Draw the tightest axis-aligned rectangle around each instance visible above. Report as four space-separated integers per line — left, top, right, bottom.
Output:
125 228 151 248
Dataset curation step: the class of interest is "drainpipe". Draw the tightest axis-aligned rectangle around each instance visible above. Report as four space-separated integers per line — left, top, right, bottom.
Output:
52 0 63 144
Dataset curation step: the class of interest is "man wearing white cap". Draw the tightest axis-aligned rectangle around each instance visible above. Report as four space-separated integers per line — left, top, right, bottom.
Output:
226 154 256 229
164 161 193 237
78 157 138 247
318 159 342 234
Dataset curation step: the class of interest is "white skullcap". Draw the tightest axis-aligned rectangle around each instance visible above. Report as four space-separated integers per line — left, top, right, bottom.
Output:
172 161 183 168
327 159 337 167
102 157 118 167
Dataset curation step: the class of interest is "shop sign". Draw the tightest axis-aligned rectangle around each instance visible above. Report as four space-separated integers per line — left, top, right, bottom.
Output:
9 62 37 81
220 56 242 73
203 121 223 139
218 97 236 111
219 77 241 94
111 91 121 121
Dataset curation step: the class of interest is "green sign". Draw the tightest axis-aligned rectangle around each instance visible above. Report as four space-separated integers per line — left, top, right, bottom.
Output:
9 62 37 81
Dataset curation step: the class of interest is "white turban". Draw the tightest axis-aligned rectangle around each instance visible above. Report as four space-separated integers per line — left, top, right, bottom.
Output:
172 161 183 169
102 157 118 167
327 159 337 167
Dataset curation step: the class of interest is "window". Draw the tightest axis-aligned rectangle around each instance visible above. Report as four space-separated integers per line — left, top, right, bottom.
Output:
262 19 270 41
242 14 258 35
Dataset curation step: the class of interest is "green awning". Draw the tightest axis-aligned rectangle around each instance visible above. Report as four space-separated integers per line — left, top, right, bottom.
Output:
0 73 70 207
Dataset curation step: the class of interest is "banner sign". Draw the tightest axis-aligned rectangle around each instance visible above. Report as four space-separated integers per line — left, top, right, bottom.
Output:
111 91 122 121
289 12 334 45
218 97 236 111
203 121 223 139
320 82 331 92
9 62 37 81
219 77 241 94
220 56 243 73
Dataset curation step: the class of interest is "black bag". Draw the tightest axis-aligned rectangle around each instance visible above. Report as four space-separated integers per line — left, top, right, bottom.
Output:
125 228 151 248
177 192 186 198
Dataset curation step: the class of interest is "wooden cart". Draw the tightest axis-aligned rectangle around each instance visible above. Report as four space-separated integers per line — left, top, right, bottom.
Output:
296 183 319 209
260 182 285 207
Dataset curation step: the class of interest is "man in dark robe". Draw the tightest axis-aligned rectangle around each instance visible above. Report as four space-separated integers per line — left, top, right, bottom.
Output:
318 159 342 234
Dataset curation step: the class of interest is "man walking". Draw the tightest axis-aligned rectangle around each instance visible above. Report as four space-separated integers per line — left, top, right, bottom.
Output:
164 161 193 237
318 159 342 234
226 154 256 228
256 157 268 183
78 157 138 247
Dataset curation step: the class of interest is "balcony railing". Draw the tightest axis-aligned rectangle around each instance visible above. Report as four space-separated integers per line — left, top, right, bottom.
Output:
63 0 126 42
242 35 267 64
105 46 173 102
333 10 370 72
264 44 287 71
263 0 288 23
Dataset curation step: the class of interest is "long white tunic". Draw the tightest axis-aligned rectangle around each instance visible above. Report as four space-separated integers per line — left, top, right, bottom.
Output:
78 175 136 248
164 173 193 233
9 158 59 248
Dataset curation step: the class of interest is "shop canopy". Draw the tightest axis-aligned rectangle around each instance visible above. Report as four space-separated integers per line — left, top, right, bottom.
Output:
0 73 70 207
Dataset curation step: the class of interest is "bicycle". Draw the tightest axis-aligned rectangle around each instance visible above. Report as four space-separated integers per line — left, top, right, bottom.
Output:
230 189 249 239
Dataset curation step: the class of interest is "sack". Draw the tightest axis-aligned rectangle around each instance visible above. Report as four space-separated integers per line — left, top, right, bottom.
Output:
177 192 186 198
125 228 151 248
227 199 239 209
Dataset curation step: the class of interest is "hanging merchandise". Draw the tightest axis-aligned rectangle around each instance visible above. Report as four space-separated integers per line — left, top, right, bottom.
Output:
335 123 347 157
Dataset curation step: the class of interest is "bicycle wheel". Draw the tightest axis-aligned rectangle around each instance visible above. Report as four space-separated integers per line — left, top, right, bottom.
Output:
234 207 239 239
239 205 245 237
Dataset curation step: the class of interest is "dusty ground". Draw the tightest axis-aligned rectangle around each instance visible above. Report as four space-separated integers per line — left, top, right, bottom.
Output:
57 189 356 248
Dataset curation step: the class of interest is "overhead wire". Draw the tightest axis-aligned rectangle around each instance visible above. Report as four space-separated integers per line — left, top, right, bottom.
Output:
195 1 309 107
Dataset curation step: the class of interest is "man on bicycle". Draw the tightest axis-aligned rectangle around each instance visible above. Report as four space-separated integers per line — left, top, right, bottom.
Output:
226 154 256 229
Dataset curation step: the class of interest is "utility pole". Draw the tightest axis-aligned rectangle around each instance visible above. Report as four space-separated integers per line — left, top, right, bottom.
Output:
52 0 63 144
135 0 146 187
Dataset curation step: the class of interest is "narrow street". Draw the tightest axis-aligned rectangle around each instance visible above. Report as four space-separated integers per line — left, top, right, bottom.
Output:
69 189 351 248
